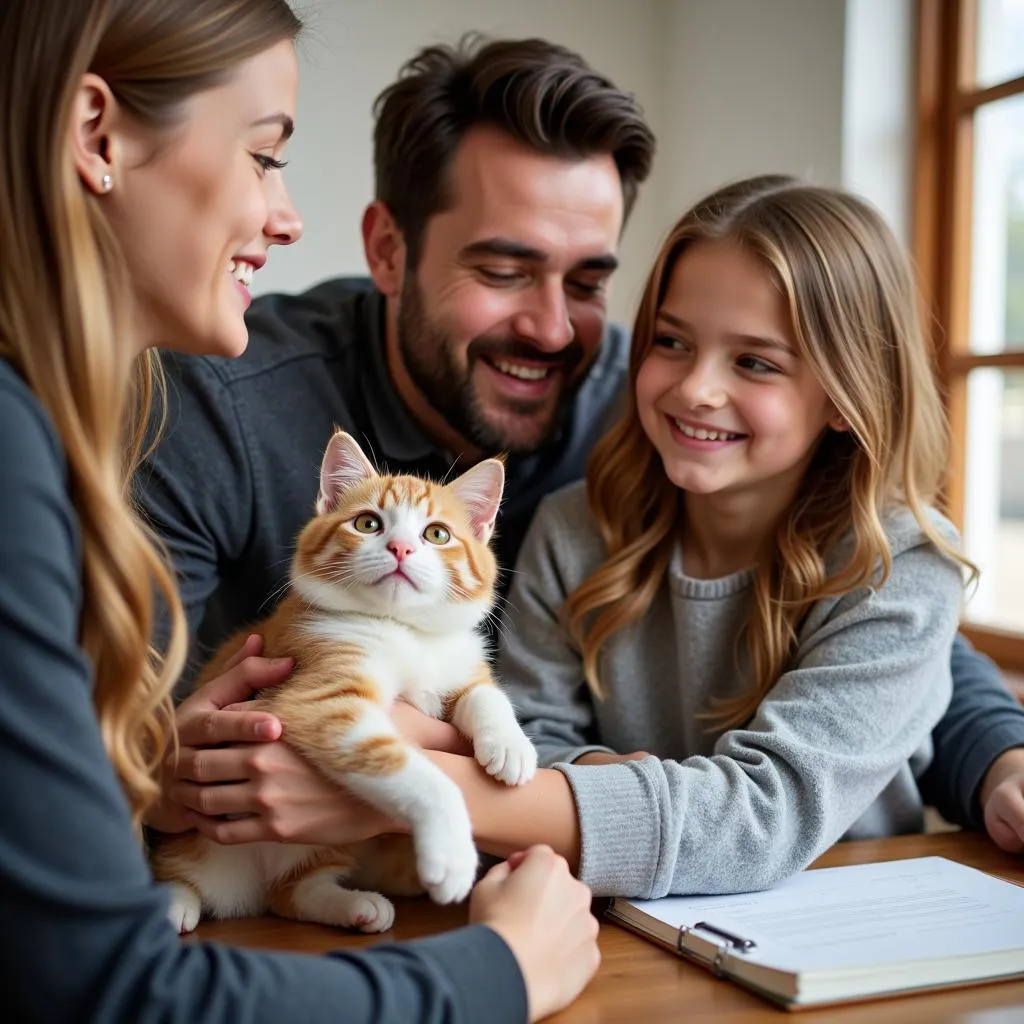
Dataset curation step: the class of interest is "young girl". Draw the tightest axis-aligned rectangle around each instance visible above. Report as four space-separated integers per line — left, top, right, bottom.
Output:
493 174 971 897
0 1 597 1021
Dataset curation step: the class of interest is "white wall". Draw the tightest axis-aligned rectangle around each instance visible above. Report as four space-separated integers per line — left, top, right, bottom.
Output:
261 0 913 327
658 0 848 216
842 0 914 246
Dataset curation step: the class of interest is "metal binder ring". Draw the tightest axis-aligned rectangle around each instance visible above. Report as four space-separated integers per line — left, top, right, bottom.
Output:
712 945 729 978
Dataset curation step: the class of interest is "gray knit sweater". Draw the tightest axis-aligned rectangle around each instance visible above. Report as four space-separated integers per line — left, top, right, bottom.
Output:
497 481 964 900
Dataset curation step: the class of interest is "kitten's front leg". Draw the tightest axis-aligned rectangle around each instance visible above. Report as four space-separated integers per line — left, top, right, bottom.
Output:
287 699 478 905
448 667 538 786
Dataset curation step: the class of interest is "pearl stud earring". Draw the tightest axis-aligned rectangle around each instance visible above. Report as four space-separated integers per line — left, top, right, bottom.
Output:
101 173 112 192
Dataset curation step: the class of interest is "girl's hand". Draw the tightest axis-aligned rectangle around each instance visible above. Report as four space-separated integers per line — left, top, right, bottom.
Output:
573 750 651 766
391 699 474 755
981 747 1024 855
145 634 290 834
470 846 600 1023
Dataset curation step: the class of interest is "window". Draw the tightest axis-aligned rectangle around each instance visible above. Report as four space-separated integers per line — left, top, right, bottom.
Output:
915 0 1024 671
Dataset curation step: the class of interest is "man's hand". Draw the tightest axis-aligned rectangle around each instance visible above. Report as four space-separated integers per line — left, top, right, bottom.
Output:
145 634 290 834
980 747 1024 855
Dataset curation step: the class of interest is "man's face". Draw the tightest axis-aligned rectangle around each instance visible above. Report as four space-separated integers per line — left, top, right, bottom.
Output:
395 126 625 454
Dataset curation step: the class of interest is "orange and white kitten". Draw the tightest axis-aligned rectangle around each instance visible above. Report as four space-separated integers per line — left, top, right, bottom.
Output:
152 429 537 934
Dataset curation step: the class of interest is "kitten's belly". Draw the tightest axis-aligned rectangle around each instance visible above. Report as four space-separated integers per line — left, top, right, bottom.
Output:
254 842 325 884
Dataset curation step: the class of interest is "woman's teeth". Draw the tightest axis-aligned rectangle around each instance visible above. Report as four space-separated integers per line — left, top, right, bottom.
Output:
493 359 551 381
229 259 255 288
674 420 740 441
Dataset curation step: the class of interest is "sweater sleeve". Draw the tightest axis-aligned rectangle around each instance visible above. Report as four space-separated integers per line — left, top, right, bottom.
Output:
917 633 1024 829
0 377 527 1024
500 499 963 899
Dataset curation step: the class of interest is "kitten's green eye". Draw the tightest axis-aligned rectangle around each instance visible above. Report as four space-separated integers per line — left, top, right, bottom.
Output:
423 523 451 546
353 513 382 534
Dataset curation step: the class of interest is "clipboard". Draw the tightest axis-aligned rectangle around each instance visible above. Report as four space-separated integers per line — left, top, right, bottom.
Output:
605 856 1024 1009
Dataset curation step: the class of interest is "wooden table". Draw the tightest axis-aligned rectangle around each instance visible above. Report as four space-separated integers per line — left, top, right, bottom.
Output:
193 832 1024 1022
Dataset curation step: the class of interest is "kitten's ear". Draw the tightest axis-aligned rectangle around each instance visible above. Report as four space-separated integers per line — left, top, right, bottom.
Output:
450 458 505 543
317 431 377 514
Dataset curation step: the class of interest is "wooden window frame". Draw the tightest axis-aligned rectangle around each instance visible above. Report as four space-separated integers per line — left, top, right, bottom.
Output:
914 0 1024 672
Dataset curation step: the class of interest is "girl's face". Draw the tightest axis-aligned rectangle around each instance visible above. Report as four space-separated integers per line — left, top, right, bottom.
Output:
636 240 839 509
107 39 302 357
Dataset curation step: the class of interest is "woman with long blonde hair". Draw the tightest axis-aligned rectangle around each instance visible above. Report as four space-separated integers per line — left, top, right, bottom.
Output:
0 1 598 1020
492 175 972 897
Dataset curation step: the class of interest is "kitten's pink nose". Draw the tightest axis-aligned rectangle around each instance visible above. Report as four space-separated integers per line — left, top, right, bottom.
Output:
387 540 414 562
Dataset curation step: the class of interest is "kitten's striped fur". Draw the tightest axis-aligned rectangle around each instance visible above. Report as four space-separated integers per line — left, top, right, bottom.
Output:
152 430 536 933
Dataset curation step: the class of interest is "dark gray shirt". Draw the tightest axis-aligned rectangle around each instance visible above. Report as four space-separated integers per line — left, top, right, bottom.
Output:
139 277 629 673
0 359 528 1024
135 277 1024 831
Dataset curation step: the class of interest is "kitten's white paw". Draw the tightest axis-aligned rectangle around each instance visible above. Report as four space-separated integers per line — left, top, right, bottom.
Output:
350 892 396 933
166 883 203 935
327 891 395 933
415 830 478 905
474 728 538 787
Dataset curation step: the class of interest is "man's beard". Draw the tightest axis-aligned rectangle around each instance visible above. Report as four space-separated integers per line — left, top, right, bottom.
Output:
396 274 589 454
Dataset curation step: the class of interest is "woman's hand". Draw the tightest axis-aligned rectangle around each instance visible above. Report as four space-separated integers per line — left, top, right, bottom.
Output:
172 737 394 846
145 634 289 834
149 633 393 846
470 846 600 1023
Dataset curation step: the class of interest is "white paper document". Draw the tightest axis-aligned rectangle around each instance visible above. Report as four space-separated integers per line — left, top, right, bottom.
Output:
632 857 1024 973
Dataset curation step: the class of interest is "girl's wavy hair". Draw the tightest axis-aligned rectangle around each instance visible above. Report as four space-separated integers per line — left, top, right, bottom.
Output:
564 174 972 725
0 0 301 829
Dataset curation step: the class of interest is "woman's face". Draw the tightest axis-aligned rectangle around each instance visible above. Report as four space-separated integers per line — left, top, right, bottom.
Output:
107 39 302 357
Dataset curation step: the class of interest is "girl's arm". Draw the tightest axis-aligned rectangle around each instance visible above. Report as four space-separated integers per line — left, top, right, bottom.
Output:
494 494 966 899
426 753 583 868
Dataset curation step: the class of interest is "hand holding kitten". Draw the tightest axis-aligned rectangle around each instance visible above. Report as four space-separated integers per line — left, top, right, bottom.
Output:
146 634 290 835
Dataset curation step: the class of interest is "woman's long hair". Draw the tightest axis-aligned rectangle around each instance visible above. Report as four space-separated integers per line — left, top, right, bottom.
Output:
0 0 301 828
564 175 973 725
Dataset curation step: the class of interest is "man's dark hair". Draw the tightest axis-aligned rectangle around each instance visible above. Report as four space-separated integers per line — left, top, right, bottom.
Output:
372 34 656 267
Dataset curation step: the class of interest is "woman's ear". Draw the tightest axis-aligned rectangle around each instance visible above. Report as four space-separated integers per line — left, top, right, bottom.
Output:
828 405 850 433
70 73 118 196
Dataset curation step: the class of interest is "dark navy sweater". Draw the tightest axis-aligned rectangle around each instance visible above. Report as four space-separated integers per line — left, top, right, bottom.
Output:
0 359 528 1023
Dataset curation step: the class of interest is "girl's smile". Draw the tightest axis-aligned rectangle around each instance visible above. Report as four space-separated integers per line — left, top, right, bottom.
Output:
665 414 747 450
